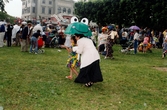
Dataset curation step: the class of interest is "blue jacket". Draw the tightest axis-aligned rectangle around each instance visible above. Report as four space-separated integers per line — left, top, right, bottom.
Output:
21 26 29 39
0 24 5 32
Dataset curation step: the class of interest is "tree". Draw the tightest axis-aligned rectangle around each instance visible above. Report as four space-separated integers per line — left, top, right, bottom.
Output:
0 0 9 12
74 0 167 30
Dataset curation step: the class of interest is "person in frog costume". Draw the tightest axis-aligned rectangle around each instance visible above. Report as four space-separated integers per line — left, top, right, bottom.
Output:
65 17 103 87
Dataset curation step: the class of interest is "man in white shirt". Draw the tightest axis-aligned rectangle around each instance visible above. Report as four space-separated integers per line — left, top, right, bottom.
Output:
133 30 139 54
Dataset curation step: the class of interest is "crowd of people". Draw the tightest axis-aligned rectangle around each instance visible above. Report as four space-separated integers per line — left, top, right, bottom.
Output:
0 20 69 54
1 19 167 87
96 25 167 58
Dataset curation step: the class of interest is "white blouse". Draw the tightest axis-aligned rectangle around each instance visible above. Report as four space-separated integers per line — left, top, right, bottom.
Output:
75 37 100 68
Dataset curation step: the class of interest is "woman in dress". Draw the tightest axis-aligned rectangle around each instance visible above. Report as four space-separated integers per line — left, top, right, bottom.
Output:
73 34 103 87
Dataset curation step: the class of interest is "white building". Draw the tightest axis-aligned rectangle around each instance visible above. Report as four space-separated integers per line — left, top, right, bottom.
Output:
21 0 75 21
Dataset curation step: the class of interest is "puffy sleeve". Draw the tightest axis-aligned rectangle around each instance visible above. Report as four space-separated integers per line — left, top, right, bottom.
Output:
76 39 84 54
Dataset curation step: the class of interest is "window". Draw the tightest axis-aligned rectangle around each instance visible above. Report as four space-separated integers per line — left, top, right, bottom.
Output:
25 1 27 7
48 8 52 14
27 7 30 13
32 7 35 13
68 9 71 14
42 0 45 4
63 8 66 13
49 1 52 5
22 9 24 14
42 7 45 14
58 7 61 13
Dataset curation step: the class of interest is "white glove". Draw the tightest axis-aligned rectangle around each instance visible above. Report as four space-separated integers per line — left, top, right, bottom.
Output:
77 54 80 61
72 46 78 52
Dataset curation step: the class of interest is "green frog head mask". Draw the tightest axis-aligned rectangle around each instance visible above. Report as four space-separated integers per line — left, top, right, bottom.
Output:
65 16 92 37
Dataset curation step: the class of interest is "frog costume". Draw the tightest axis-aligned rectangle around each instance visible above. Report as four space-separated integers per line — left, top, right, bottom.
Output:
65 17 92 37
65 17 103 87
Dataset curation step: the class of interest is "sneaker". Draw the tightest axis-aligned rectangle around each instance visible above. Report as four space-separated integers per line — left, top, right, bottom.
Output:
104 56 109 59
35 52 38 54
162 54 164 59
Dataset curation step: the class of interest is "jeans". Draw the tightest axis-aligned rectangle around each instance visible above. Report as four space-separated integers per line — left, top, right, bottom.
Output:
30 36 38 53
134 39 138 54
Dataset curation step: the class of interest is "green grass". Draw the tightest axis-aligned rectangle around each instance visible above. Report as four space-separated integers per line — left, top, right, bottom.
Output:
0 45 167 110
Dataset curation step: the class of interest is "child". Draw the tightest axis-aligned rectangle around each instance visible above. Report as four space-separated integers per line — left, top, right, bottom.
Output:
66 36 80 79
162 38 167 58
153 35 158 48
143 36 149 53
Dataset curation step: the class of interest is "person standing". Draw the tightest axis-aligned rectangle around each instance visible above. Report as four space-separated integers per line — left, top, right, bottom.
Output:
133 30 139 54
97 27 108 54
73 34 103 87
20 22 32 52
58 27 65 47
162 38 167 58
15 24 25 46
105 26 116 59
91 28 98 46
0 21 6 47
6 23 13 47
12 23 21 46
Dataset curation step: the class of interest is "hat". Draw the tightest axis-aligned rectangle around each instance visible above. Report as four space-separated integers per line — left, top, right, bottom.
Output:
27 21 32 25
108 25 114 31
102 27 108 32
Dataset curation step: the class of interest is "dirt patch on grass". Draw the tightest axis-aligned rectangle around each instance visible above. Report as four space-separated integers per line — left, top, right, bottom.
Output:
153 67 167 72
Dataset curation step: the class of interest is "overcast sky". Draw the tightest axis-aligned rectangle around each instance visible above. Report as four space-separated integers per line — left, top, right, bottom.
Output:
5 0 78 18
5 0 22 17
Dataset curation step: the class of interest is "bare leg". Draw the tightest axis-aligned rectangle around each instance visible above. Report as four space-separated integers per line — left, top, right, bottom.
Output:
66 68 73 79
71 67 78 76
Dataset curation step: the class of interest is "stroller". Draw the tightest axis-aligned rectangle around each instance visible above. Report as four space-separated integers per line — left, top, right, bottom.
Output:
120 40 134 54
50 35 59 48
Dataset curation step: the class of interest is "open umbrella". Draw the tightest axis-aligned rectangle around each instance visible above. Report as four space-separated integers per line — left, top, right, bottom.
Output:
65 22 92 37
129 25 140 30
33 24 43 33
21 21 27 25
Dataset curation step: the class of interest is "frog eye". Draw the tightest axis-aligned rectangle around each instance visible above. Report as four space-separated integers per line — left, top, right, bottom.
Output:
81 18 89 25
71 16 79 23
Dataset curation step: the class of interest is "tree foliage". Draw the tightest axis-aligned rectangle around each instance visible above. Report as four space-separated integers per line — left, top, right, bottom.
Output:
0 0 9 12
74 0 167 30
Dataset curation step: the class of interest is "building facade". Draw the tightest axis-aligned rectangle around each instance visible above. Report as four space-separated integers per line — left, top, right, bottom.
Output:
21 0 74 21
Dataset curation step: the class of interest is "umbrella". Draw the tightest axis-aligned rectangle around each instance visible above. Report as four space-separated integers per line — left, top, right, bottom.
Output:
33 24 43 33
21 21 27 25
65 22 92 37
129 25 140 30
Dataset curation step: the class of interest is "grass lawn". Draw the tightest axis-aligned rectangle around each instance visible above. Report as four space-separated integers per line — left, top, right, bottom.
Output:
0 45 167 110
